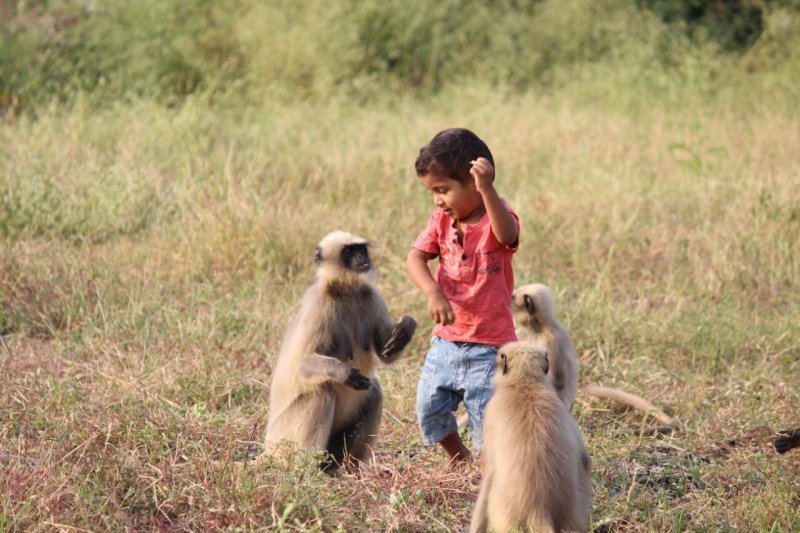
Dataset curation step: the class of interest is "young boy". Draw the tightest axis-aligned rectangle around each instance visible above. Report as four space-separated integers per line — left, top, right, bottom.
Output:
407 127 519 464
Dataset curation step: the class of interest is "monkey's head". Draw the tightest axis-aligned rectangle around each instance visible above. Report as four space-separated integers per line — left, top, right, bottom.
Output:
511 283 555 332
495 341 549 385
314 231 375 286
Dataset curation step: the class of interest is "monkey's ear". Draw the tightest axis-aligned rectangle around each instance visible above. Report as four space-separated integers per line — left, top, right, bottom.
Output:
524 294 535 314
501 353 509 375
314 246 322 266
541 353 549 375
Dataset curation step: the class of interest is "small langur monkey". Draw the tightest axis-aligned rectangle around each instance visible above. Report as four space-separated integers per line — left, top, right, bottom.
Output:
470 342 591 533
515 283 673 429
457 283 673 431
512 283 578 408
264 231 417 471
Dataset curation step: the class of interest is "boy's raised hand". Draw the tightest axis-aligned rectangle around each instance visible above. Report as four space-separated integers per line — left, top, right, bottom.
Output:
427 290 455 326
470 157 494 192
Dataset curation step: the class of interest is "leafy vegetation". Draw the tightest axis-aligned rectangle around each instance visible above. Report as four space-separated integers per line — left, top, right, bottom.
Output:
2 0 800 109
2 0 799 530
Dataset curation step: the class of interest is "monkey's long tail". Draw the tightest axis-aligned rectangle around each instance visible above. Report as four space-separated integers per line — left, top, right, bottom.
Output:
457 385 675 431
582 385 673 426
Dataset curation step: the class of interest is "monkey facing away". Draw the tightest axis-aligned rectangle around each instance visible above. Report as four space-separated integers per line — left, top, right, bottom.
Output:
470 342 591 533
264 231 417 471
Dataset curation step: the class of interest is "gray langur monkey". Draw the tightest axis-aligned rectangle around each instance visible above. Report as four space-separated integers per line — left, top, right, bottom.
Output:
512 283 578 408
264 231 417 472
514 283 673 429
455 283 672 430
470 342 591 533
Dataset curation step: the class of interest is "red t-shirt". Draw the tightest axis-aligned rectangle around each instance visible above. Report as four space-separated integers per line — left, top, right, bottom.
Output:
413 199 519 346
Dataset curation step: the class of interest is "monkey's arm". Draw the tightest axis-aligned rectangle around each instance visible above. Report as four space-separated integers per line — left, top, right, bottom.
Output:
774 428 800 454
583 385 673 426
469 469 492 533
377 315 417 363
300 354 371 390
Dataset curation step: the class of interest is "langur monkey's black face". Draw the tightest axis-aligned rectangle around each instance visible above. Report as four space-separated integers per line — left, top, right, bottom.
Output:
340 243 371 273
500 352 510 375
314 241 372 273
523 294 535 315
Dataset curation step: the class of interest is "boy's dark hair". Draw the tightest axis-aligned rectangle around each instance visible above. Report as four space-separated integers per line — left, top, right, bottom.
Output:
415 128 494 184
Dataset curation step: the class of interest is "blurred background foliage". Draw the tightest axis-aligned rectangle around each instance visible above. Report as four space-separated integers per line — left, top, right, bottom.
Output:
2 0 799 112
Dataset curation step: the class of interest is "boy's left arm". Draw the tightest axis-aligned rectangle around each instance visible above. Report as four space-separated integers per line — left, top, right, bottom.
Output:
471 157 518 247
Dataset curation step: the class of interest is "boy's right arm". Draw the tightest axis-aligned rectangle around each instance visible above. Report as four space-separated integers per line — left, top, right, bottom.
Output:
407 248 455 326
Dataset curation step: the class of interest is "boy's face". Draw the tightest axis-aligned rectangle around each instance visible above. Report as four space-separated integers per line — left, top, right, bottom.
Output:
419 172 483 222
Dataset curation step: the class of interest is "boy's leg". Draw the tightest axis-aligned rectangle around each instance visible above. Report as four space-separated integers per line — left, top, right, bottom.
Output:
416 337 465 462
461 343 498 454
439 431 472 462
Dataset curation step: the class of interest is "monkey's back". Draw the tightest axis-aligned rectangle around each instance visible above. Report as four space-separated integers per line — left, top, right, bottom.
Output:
483 380 590 532
516 321 578 408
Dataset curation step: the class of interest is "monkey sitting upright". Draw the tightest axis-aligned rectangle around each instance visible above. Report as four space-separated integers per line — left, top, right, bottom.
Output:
457 282 672 430
470 342 591 533
513 283 673 428
512 283 578 408
264 231 416 471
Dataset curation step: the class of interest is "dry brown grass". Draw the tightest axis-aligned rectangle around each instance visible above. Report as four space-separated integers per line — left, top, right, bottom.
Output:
1 87 799 530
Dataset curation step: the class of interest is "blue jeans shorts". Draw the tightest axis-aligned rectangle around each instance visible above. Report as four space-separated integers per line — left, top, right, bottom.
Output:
416 335 498 451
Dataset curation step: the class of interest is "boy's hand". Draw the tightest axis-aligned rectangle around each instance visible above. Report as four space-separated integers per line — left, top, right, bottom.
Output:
470 157 494 193
427 290 455 326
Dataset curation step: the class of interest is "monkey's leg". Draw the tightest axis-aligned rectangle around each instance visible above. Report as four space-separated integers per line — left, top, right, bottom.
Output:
300 354 371 389
268 386 336 449
378 315 417 363
294 389 336 451
469 469 492 533
524 514 556 533
326 383 383 470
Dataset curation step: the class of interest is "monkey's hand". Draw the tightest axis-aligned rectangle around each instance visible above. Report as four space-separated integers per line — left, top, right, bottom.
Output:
380 315 417 358
344 368 372 390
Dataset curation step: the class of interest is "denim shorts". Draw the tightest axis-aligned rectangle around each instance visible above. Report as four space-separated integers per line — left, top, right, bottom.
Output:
416 335 498 450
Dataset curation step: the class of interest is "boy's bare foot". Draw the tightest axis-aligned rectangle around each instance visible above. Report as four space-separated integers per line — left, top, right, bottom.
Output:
439 431 472 463
445 454 479 475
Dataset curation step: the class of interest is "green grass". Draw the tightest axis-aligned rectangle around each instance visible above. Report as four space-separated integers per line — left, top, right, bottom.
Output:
2 77 799 530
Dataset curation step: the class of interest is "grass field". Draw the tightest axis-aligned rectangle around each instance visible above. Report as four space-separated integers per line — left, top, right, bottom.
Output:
1 79 799 530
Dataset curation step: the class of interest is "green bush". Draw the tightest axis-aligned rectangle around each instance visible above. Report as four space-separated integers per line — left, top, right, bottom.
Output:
640 0 765 51
1 0 799 110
